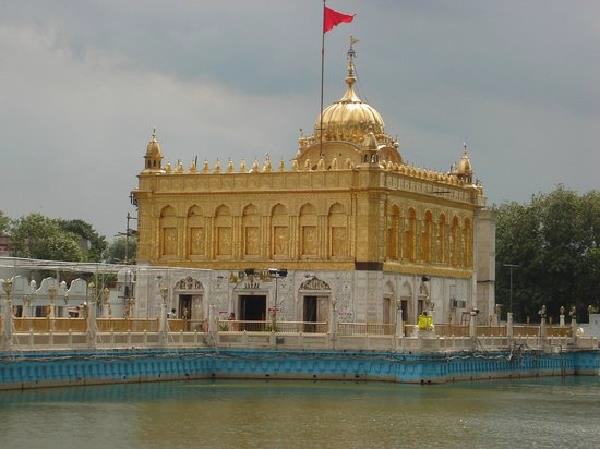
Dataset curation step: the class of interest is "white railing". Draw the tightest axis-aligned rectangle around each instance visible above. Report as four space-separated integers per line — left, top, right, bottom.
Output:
217 320 327 333
337 323 395 336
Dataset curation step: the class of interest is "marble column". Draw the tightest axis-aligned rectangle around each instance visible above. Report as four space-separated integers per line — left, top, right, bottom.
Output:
506 312 513 338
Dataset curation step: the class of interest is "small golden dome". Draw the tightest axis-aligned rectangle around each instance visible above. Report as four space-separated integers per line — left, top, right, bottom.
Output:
314 58 384 142
457 146 472 175
146 129 161 159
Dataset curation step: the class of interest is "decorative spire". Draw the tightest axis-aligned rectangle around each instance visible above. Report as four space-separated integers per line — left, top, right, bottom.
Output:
456 143 473 180
143 127 163 172
340 35 360 103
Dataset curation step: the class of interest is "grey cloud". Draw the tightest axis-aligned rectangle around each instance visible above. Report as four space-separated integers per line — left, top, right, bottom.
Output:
0 0 599 238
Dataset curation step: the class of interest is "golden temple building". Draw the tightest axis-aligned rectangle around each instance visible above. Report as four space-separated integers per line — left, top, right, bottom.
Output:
132 43 495 326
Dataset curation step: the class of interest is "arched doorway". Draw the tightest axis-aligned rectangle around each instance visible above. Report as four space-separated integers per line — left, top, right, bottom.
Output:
400 281 412 324
173 276 204 323
299 277 331 332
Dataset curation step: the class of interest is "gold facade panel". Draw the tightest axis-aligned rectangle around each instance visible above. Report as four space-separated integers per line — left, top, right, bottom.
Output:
273 226 289 256
162 227 177 256
331 227 347 257
217 227 232 256
244 227 260 256
189 227 205 256
302 226 317 256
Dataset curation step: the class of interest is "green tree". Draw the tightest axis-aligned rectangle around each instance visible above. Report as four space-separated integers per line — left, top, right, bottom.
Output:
10 213 84 262
0 210 9 233
104 237 137 264
496 186 600 323
57 218 107 262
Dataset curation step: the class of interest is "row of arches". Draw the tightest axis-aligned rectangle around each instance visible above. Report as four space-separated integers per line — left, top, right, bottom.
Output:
158 202 349 260
385 206 473 268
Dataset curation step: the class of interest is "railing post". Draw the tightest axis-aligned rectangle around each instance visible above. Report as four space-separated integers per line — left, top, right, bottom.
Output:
328 299 337 350
506 312 513 338
86 301 97 349
571 316 577 341
395 308 404 338
207 304 218 346
328 299 337 335
469 311 477 338
2 300 13 351
159 302 168 346
540 316 547 338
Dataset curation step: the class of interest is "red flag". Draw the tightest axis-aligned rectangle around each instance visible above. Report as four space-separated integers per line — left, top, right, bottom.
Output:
323 6 355 33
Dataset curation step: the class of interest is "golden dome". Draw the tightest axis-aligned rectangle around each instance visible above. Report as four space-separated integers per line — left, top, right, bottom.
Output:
146 129 161 159
314 59 385 142
457 145 472 175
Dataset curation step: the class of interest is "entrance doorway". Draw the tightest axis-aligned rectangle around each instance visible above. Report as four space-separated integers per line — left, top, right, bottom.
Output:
303 296 317 332
178 295 192 319
239 295 266 330
303 296 327 332
400 300 408 323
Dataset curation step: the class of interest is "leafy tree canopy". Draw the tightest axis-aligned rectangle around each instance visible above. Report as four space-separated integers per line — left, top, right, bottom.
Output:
496 185 600 323
9 213 84 262
57 218 107 262
104 237 137 264
0 210 9 233
9 214 107 263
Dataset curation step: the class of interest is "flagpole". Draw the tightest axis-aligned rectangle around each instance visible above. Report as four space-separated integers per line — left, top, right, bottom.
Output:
320 0 325 158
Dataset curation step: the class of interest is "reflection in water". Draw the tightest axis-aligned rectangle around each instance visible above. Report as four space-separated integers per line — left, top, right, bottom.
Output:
1 377 599 449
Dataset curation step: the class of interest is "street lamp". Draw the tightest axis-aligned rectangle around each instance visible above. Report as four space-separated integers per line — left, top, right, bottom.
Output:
267 268 287 331
503 264 519 314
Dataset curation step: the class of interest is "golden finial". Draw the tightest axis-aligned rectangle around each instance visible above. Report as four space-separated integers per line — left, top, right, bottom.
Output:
202 159 209 173
240 159 247 172
175 159 183 173
263 153 272 172
189 159 197 173
291 159 299 171
165 161 172 173
214 159 221 173
227 158 234 173
251 159 260 172
317 157 325 171
304 158 311 171
152 127 157 141
331 157 338 170
279 159 285 172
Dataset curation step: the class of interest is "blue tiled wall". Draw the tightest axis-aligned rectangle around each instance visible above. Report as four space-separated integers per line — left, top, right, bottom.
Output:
0 349 598 389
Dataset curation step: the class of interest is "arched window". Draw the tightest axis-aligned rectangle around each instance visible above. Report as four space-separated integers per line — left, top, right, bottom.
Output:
159 206 177 257
187 205 205 256
404 208 417 263
271 204 289 257
300 203 318 257
242 204 261 257
421 211 433 263
386 205 400 259
451 217 460 267
328 203 347 258
215 205 232 256
463 218 472 268
438 214 447 264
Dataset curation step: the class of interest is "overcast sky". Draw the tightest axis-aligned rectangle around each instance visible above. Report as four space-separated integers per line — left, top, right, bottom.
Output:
1 0 599 239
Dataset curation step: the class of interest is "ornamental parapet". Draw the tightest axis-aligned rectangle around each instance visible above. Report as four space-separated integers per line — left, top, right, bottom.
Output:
136 159 483 206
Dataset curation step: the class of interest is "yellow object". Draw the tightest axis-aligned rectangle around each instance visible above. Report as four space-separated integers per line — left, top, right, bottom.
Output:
418 314 433 330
